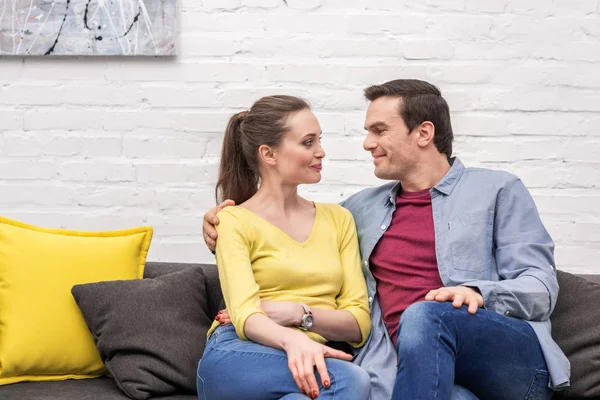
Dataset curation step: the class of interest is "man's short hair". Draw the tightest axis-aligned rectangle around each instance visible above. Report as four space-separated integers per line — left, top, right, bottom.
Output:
364 79 454 158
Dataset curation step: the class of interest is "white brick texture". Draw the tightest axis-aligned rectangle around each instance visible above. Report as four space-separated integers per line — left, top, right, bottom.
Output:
1 0 599 273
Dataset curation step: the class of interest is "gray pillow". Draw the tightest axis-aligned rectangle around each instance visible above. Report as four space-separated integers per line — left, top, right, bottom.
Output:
552 270 600 398
71 267 212 400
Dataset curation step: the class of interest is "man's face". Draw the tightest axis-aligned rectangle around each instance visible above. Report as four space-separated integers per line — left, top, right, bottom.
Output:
363 96 420 181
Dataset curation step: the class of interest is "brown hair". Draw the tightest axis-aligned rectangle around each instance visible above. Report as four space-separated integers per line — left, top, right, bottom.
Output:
364 79 453 158
215 95 310 204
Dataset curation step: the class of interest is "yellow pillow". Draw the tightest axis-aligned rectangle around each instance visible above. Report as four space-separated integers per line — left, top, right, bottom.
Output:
0 216 153 385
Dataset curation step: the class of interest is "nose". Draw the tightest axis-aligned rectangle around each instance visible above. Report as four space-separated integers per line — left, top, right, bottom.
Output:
315 142 326 159
363 131 376 152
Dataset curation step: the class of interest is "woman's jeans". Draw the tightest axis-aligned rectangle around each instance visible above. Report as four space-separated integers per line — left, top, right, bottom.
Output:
197 324 371 400
393 302 554 400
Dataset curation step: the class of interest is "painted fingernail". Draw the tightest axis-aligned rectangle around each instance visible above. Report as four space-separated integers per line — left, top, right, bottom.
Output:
215 315 221 320
324 380 330 388
312 390 318 398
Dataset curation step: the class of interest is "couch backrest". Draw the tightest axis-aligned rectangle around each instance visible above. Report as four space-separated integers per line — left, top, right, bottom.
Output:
578 274 600 285
145 262 223 319
144 261 600 319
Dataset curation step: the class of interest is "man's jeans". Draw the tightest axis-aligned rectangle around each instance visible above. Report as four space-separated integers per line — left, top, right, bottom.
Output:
393 302 553 400
197 324 371 400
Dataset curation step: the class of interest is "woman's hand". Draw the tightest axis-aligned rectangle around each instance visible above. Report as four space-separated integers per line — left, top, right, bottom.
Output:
281 330 353 399
215 307 354 398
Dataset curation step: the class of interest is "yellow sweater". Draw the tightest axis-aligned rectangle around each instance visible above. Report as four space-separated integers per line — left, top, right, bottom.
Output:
209 202 371 348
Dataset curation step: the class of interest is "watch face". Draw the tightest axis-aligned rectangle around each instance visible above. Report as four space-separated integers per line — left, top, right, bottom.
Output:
304 314 314 330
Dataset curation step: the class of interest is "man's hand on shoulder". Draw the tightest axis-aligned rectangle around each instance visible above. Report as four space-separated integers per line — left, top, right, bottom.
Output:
425 286 484 314
203 199 235 252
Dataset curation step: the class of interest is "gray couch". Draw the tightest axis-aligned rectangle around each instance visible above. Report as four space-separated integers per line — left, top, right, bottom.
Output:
0 261 598 400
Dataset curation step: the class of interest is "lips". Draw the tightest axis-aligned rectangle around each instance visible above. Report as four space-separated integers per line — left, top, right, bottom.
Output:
372 154 386 164
311 164 322 171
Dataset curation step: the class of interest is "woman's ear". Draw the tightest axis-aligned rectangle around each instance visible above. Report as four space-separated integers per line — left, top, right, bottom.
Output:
417 121 435 148
259 144 277 166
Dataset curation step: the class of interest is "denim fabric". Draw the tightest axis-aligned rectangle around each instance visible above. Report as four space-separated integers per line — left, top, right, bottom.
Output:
197 325 371 400
451 385 479 400
342 158 570 399
393 302 552 400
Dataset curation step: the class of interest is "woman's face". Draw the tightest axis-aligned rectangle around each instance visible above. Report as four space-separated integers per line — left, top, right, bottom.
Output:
273 109 326 185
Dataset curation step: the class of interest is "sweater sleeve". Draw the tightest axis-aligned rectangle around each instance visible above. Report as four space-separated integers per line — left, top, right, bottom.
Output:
215 209 266 340
335 208 372 348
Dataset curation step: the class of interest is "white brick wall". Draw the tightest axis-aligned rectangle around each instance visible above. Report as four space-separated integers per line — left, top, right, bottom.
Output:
1 0 599 274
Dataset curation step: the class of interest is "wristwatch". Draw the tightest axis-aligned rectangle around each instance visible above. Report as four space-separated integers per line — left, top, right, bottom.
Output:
298 304 314 331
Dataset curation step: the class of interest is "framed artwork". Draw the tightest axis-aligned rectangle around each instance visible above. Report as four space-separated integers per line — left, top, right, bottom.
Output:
0 0 176 56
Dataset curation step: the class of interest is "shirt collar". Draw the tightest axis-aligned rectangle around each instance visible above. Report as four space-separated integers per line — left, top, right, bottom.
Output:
433 157 464 196
385 157 464 203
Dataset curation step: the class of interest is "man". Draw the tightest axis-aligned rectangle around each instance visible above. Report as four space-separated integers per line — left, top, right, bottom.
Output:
202 79 570 400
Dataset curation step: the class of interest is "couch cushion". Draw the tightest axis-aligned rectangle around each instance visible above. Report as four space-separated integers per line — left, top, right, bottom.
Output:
145 262 223 318
552 271 600 398
72 267 212 399
578 274 600 286
0 377 196 400
0 216 152 386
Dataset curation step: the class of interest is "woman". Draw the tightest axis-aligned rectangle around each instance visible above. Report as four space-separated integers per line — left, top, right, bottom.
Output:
196 95 371 400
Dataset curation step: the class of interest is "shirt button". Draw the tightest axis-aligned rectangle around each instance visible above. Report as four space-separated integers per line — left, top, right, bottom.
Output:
504 311 510 316
368 296 373 303
363 260 368 267
380 224 386 230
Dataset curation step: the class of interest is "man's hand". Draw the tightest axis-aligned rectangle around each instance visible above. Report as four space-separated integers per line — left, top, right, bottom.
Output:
202 200 235 252
425 286 484 314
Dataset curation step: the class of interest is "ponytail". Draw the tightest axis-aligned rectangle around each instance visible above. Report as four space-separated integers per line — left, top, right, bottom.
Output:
215 111 259 205
215 95 311 205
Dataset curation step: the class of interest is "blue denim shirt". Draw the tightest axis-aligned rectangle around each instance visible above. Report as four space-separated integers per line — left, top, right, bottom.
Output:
341 158 570 400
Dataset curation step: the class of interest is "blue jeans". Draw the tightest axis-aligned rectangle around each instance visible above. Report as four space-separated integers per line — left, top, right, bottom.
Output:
197 324 371 400
393 302 553 400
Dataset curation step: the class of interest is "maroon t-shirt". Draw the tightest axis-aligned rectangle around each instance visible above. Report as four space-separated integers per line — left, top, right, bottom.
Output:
369 188 443 346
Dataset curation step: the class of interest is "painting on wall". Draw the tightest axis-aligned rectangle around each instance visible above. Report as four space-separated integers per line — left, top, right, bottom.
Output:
0 0 176 56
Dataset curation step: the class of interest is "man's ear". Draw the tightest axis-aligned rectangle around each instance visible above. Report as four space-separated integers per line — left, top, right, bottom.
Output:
259 144 277 166
417 121 435 148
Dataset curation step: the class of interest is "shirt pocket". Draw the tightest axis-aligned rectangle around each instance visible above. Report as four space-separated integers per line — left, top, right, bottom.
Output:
448 211 494 273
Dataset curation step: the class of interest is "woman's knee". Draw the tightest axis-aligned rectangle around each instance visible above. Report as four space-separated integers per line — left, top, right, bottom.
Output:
328 362 371 399
351 366 372 396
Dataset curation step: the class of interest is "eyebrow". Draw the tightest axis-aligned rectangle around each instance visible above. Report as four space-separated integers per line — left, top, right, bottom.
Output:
364 121 389 131
302 132 323 138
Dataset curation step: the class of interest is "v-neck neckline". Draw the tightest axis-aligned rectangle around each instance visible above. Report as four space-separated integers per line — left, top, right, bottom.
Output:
237 202 320 247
